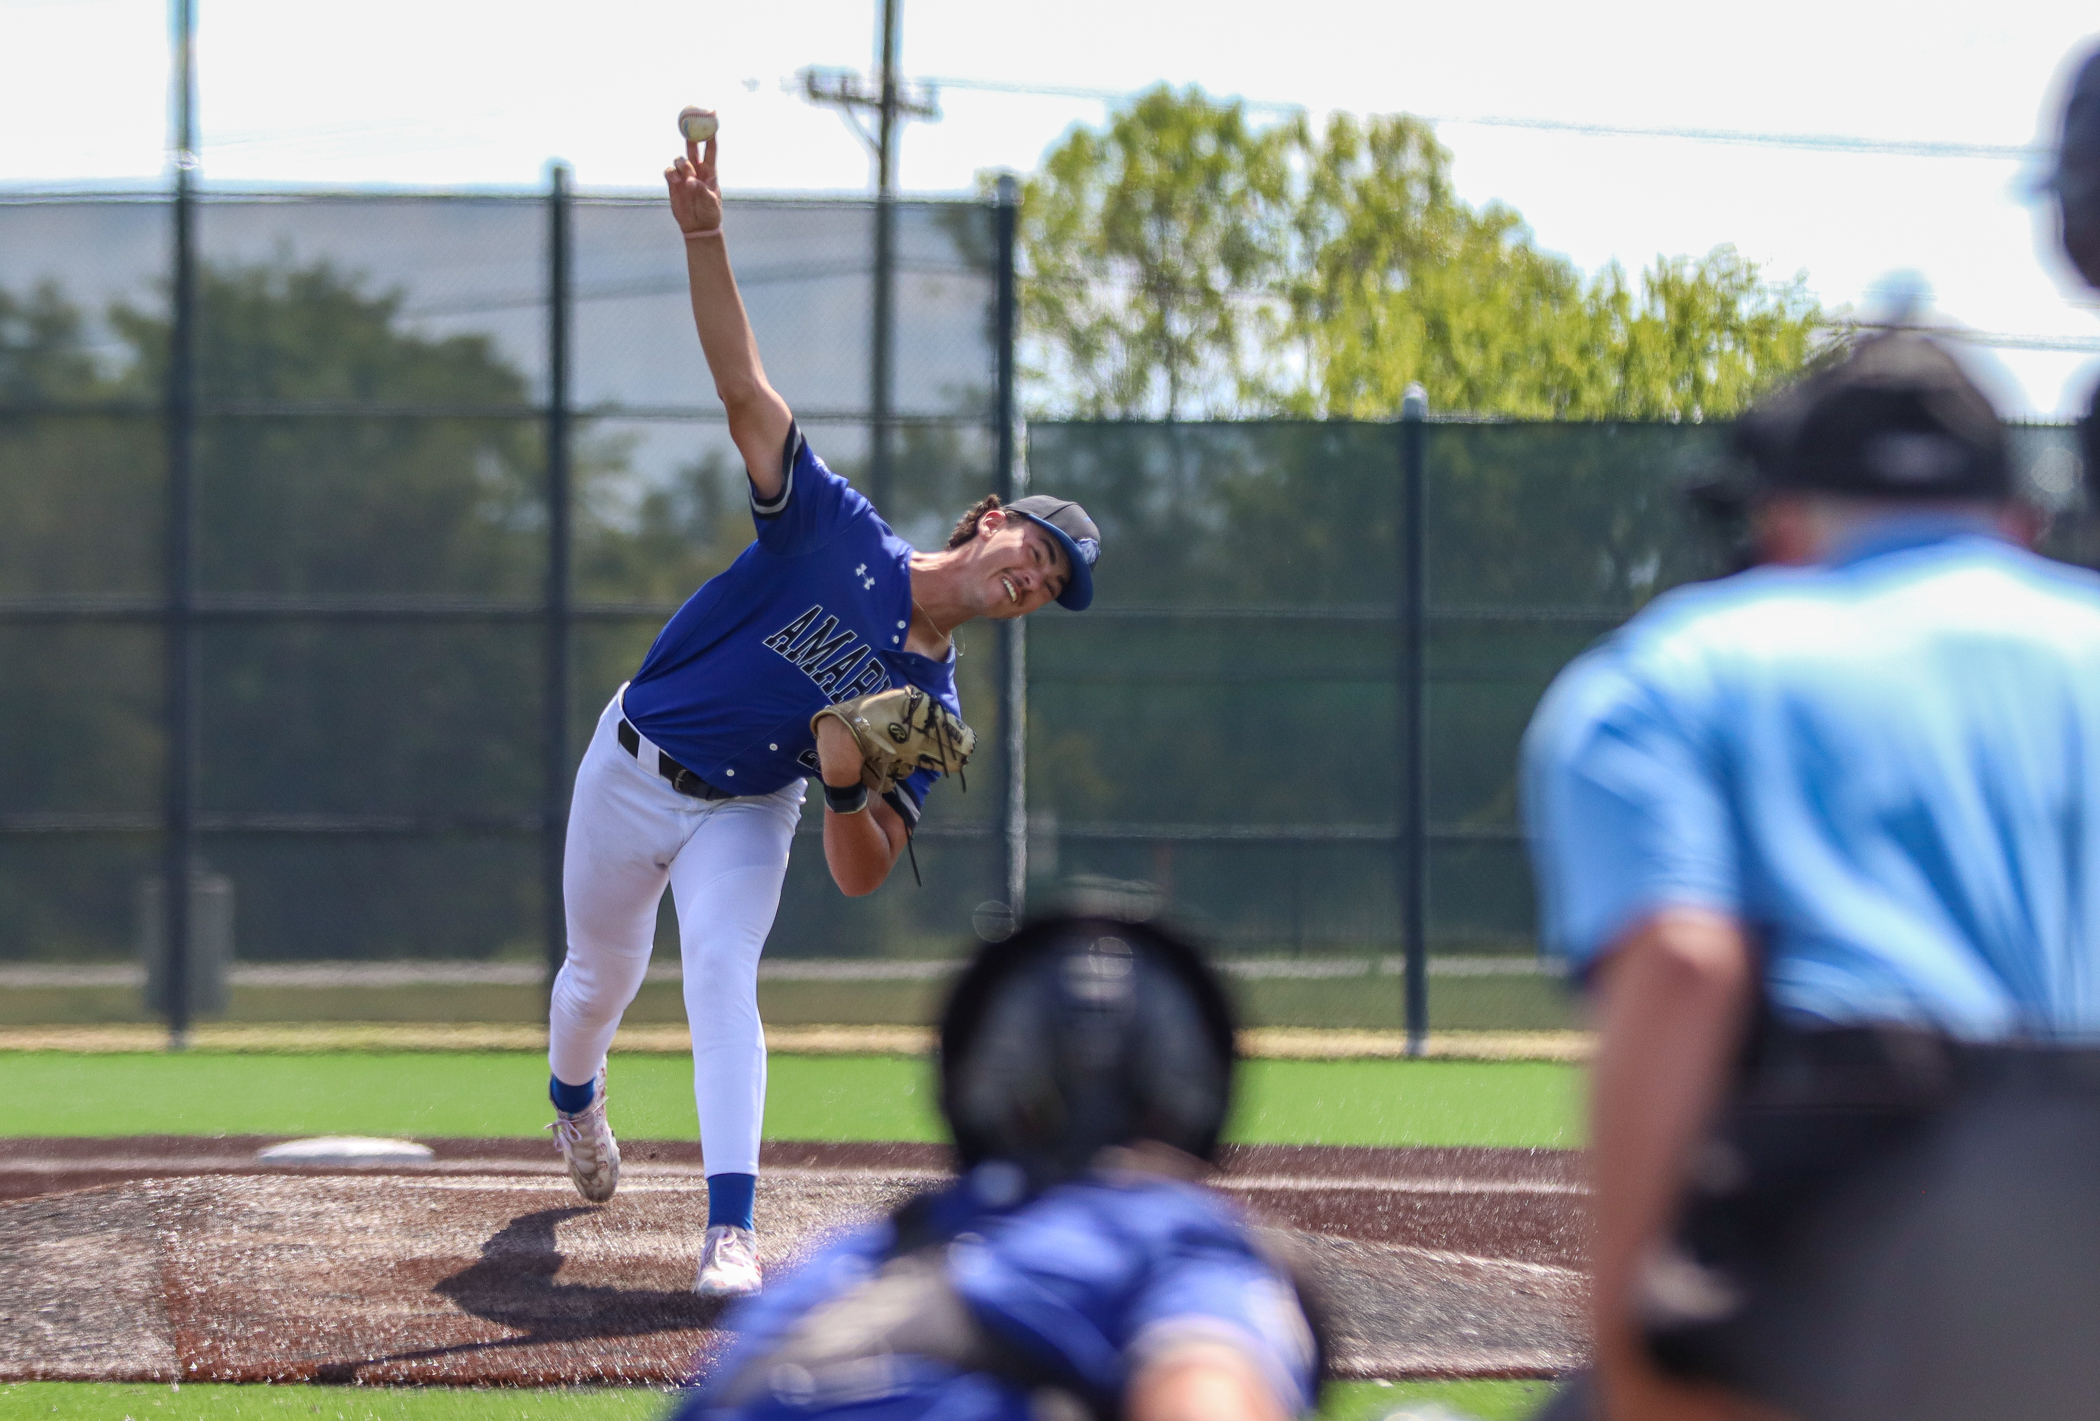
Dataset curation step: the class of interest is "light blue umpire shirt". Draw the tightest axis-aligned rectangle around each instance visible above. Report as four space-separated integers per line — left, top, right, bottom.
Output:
1521 518 2100 1042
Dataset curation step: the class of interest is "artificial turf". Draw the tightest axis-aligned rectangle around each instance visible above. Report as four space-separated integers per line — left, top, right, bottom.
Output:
0 1051 1584 1149
0 1379 1558 1421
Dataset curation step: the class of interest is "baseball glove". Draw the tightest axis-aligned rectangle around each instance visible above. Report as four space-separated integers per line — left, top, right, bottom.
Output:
811 686 975 795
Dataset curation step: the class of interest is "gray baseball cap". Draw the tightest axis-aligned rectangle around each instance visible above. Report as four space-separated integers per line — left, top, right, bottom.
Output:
1006 495 1100 610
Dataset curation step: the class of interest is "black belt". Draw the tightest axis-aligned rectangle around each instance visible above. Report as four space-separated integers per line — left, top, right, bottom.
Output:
618 719 734 801
1737 1021 2100 1110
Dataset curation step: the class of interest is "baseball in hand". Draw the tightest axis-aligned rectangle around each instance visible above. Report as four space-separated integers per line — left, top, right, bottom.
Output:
678 107 719 144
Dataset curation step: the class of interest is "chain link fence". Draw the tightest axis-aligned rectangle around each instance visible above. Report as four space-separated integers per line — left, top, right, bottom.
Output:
2 187 2087 1035
1020 420 2087 1030
0 185 1016 1033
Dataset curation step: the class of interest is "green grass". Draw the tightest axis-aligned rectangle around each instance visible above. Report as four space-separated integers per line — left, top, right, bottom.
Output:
1235 1058 1582 1149
0 1052 1582 1149
1325 1379 1557 1420
0 1054 935 1143
0 1380 1557 1421
0 975 1581 1032
0 1383 671 1421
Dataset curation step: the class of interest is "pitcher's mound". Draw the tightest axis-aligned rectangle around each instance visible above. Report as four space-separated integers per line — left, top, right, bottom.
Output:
1 1168 1583 1385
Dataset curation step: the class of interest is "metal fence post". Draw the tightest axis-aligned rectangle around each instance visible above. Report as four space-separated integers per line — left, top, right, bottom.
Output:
161 0 200 1052
542 163 574 996
993 173 1026 921
1400 385 1429 1054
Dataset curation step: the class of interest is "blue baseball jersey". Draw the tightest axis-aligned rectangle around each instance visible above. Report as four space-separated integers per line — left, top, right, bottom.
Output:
620 428 954 817
1522 520 2100 1041
674 1170 1319 1421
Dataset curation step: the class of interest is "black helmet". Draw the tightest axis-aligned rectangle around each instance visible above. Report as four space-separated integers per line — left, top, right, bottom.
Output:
937 915 1237 1190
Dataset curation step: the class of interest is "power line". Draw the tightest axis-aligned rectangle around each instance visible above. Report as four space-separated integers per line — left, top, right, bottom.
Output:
921 74 1303 113
1448 115 2039 161
920 74 2049 162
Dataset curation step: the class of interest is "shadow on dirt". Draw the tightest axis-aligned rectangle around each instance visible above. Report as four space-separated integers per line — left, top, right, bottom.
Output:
325 1205 727 1377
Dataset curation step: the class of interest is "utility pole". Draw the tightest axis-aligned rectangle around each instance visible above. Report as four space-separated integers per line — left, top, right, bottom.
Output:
799 0 939 507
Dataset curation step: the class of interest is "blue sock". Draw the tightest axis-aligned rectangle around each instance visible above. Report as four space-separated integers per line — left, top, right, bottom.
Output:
706 1172 757 1231
549 1073 595 1114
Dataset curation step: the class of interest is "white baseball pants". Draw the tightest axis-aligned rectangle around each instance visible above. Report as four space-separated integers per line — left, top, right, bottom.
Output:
548 691 804 1177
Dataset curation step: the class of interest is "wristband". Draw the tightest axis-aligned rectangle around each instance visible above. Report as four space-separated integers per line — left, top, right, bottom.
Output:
823 781 869 815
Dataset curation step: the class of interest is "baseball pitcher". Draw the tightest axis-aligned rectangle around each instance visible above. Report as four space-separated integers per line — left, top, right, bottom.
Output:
544 113 1103 1298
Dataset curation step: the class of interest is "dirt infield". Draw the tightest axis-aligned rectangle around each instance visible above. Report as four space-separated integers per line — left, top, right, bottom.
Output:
0 1138 1587 1386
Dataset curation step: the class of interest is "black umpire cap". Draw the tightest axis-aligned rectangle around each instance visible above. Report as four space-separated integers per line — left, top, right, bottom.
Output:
1733 331 2009 501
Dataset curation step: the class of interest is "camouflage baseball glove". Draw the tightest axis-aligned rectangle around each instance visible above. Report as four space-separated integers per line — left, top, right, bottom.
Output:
810 686 975 795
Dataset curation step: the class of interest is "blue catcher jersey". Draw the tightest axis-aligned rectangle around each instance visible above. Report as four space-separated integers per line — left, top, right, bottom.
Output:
620 428 956 818
1523 521 2100 1042
673 1170 1320 1421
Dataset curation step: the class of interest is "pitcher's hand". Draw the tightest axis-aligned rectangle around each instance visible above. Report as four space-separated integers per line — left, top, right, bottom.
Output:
665 121 722 237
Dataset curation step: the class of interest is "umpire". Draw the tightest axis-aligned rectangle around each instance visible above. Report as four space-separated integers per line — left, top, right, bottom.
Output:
1523 331 2100 1421
667 915 1322 1421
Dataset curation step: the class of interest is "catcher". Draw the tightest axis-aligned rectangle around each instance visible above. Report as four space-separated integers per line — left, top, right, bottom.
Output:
543 112 1102 1298
670 915 1325 1421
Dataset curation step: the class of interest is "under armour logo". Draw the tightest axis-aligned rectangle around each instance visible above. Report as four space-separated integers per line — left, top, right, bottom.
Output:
862 576 876 590
855 564 867 576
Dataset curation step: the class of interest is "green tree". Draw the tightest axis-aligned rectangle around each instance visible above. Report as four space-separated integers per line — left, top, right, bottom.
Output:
2 262 569 961
0 283 159 599
109 262 546 597
1017 86 1296 417
0 283 166 960
0 281 101 401
1016 90 1823 420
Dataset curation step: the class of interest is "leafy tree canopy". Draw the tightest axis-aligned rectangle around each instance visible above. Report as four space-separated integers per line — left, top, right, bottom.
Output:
1012 88 1824 420
0 282 102 401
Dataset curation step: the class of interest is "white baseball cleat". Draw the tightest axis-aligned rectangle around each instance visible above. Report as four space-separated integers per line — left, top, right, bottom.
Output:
694 1224 763 1297
548 1065 620 1203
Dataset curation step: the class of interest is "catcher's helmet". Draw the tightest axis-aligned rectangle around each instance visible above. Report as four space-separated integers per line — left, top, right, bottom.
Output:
938 915 1236 1189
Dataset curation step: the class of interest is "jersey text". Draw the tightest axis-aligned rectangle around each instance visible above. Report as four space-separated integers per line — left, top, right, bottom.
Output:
762 604 892 704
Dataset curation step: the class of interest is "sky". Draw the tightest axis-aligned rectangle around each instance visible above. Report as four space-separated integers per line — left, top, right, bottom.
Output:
5 0 2100 416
